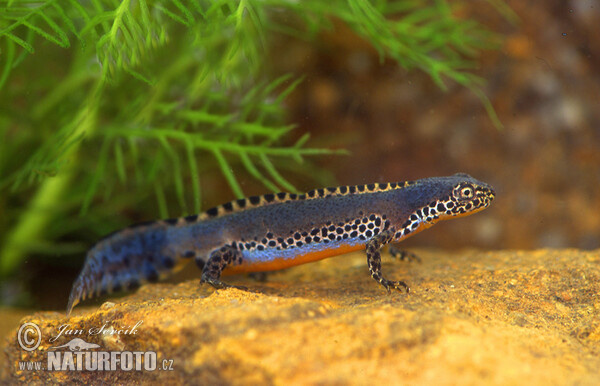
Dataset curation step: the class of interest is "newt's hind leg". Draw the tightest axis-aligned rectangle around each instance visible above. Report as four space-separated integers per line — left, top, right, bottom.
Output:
366 230 410 293
199 245 247 290
388 244 422 263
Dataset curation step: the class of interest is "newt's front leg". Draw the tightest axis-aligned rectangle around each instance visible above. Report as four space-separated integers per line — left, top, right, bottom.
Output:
366 230 410 293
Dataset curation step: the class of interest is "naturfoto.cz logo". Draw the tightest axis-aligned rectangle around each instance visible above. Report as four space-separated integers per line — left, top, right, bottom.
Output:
17 321 174 372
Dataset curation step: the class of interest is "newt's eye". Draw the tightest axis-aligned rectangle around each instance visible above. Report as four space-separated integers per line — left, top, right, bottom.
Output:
460 186 473 199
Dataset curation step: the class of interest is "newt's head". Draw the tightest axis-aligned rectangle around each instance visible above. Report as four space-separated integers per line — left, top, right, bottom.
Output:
423 173 495 223
446 173 495 218
402 173 495 229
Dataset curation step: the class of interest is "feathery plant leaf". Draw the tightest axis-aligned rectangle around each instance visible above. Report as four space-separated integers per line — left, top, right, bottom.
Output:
0 0 510 285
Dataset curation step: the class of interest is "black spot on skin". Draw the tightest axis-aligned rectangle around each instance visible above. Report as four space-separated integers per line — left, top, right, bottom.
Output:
365 230 373 238
345 225 352 231
264 193 275 202
185 214 198 223
249 196 261 205
336 236 342 241
336 227 344 234
317 188 325 196
473 199 480 206
164 218 178 225
261 238 268 244
321 228 328 236
337 222 344 227
245 243 252 249
129 279 140 290
410 214 419 221
266 232 274 239
373 227 380 235
268 240 277 247
343 234 349 239
389 182 398 189
339 186 348 194
327 187 337 193
313 236 321 242
308 190 316 198
311 228 320 236
222 202 234 211
183 250 196 258
302 231 308 237
162 256 175 269
294 232 301 240
287 238 294 244
423 207 429 216
239 244 245 251
277 192 287 200
288 193 298 200
329 225 336 232
144 263 159 282
437 203 446 212
359 235 366 240
352 224 358 230
237 199 247 208
250 241 257 247
296 241 303 247
362 217 369 223
402 220 411 229
357 185 365 192
206 207 219 217
305 237 312 243
368 223 374 229
281 242 288 249
257 245 265 251
465 203 472 210
299 194 306 200
369 214 376 221
359 224 366 232
374 218 381 227
328 233 336 240
277 237 284 243
366 183 375 191
411 223 418 230
349 186 356 194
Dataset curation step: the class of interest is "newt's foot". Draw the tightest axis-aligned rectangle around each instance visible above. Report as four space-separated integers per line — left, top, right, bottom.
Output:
379 279 410 294
388 245 422 263
200 276 248 291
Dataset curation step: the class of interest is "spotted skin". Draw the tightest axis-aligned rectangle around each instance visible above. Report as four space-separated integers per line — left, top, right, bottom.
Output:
67 173 495 315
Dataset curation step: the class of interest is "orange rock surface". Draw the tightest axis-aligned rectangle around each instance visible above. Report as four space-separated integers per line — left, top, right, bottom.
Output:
2 249 599 384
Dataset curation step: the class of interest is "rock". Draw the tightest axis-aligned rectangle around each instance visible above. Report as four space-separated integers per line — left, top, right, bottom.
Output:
2 249 599 384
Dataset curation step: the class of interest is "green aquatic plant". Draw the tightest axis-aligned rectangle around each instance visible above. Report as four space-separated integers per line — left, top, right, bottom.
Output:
0 0 511 285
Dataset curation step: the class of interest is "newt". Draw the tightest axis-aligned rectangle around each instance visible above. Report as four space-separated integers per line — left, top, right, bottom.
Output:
67 173 495 315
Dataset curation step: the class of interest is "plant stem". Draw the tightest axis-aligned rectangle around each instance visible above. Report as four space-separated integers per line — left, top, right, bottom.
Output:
0 81 104 276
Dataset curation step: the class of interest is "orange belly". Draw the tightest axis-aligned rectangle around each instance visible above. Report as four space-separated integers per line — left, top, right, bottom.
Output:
222 242 365 275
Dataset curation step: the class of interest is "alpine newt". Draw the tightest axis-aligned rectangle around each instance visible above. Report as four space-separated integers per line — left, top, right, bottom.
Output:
67 173 495 314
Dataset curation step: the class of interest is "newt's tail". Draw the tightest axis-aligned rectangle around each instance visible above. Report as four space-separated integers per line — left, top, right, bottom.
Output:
66 222 189 315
